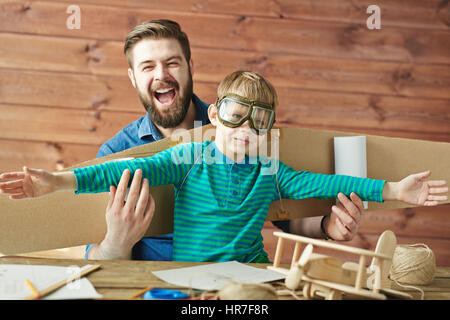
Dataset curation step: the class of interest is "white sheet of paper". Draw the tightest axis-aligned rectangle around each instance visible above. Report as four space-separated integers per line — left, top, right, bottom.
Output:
152 261 285 290
334 136 368 209
0 264 102 300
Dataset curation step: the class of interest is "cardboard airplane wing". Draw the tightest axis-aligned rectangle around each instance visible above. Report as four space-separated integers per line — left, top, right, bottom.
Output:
1 124 449 254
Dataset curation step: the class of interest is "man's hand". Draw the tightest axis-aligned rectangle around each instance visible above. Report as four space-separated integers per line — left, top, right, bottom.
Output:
92 168 155 260
287 192 365 241
323 192 364 241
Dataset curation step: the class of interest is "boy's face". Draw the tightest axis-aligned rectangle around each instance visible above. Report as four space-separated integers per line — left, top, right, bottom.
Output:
127 38 194 128
208 100 272 161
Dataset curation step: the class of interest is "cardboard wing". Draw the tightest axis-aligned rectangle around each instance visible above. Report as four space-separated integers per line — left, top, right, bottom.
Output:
1 124 449 254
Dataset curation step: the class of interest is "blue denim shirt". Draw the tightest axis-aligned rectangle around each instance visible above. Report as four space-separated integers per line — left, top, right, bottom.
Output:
85 94 210 260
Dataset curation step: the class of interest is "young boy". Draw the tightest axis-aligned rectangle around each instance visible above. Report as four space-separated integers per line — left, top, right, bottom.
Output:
0 71 448 263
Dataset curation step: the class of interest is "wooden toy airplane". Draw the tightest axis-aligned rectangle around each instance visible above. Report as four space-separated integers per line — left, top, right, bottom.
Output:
267 230 413 300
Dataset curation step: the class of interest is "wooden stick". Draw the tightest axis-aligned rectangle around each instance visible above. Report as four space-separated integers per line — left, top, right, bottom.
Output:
24 264 101 300
372 260 382 293
129 285 153 299
25 279 40 299
291 242 302 269
273 232 391 260
355 255 366 290
273 236 285 268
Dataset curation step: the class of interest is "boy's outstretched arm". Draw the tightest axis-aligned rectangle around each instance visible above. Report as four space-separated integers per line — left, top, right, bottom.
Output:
382 170 448 206
0 166 76 199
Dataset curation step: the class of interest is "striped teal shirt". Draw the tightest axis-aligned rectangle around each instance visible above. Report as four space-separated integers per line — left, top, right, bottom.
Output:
72 141 385 262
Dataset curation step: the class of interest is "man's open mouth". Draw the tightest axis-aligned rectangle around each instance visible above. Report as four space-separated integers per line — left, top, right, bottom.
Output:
154 87 176 106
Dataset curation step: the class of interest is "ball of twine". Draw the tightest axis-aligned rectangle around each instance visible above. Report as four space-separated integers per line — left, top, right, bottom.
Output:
390 244 436 286
217 280 278 300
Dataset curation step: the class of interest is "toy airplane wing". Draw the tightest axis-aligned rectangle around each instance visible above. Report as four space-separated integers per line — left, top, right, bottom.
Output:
1 125 449 254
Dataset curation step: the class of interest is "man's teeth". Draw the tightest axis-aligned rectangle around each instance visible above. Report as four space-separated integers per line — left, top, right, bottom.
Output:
155 88 174 94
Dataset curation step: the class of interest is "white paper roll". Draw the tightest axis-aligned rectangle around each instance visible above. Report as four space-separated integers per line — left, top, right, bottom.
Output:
334 136 368 209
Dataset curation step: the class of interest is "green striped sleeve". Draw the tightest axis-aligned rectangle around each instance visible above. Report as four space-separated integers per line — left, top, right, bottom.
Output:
276 160 385 202
71 143 196 194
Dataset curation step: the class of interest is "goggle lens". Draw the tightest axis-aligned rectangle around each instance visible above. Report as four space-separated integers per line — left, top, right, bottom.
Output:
251 107 272 130
218 99 250 124
217 97 275 133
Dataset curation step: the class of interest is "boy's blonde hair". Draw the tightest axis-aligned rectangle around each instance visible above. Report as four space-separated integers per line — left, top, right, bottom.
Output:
217 71 279 109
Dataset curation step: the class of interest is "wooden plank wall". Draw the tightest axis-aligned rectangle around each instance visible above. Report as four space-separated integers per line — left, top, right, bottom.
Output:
0 0 449 265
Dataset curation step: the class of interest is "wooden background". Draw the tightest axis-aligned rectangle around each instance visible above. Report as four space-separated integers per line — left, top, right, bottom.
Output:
0 1 449 265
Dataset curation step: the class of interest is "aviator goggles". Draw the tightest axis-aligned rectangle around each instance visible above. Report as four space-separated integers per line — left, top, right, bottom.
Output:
215 93 276 135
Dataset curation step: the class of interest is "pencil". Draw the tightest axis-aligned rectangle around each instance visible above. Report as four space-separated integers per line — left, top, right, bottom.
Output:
24 264 101 300
25 279 40 299
129 286 153 299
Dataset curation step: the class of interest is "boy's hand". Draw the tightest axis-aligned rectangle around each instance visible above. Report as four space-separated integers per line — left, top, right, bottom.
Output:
396 170 448 206
0 166 57 199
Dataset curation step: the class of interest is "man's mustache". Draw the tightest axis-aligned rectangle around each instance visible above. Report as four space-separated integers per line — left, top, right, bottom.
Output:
150 81 179 93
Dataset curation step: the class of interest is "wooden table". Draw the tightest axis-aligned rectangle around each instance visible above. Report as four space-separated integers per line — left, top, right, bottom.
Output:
1 256 449 300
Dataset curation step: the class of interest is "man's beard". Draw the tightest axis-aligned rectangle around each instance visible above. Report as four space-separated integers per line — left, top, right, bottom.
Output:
138 73 193 128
